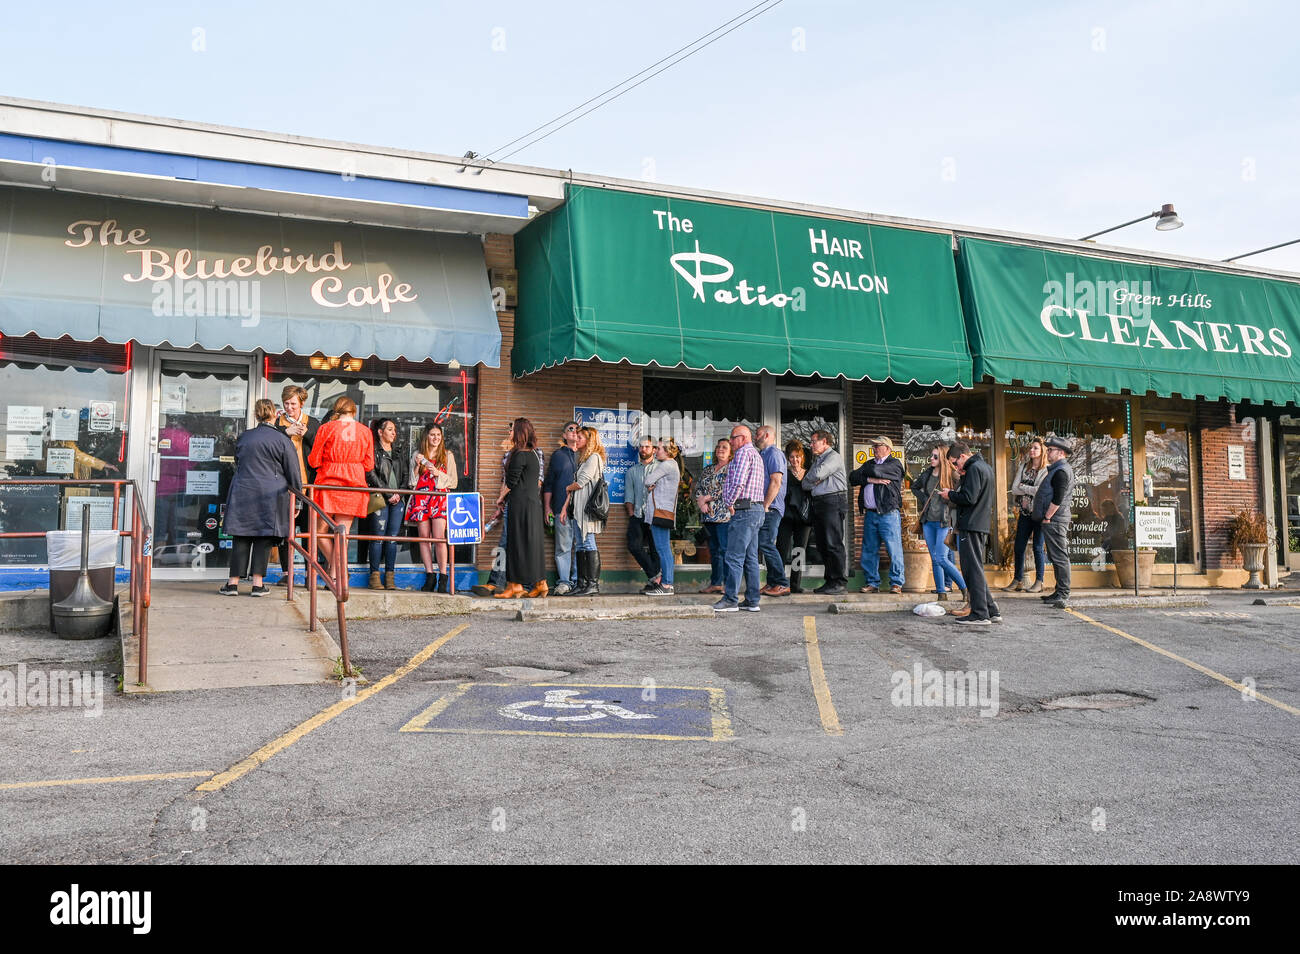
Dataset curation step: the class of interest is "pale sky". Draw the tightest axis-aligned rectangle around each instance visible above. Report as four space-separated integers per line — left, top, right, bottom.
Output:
2 0 1297 269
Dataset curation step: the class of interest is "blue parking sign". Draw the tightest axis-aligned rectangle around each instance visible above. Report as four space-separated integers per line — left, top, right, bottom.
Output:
446 493 482 545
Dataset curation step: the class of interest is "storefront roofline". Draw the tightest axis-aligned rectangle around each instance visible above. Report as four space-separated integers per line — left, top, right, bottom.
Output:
5 97 1298 286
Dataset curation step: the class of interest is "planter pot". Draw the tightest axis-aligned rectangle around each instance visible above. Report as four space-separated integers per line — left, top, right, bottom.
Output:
1240 543 1268 589
670 539 696 565
903 550 933 593
1113 549 1156 590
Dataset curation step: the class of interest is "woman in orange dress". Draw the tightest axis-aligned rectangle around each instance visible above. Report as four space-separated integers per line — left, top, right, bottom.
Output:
306 396 374 575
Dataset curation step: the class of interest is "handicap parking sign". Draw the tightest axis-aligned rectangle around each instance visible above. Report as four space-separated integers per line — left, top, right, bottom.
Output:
446 492 482 545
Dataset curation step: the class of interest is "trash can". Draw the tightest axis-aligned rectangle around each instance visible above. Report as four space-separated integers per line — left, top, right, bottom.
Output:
46 529 118 633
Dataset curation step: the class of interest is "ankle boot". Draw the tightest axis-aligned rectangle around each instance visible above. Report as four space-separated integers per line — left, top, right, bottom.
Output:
368 571 382 589
422 571 439 593
384 571 396 590
585 550 600 596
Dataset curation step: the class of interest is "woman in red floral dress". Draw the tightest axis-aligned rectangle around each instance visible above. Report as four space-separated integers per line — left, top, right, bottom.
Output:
407 423 458 592
306 396 374 576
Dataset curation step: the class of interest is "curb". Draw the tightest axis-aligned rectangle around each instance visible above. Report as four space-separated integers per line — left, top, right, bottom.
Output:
516 605 718 622
1066 595 1209 609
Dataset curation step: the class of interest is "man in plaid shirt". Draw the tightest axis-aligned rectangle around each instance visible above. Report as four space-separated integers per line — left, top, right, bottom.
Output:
713 423 767 612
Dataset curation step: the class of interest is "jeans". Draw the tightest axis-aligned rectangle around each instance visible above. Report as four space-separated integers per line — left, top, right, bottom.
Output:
575 530 597 552
758 508 788 587
861 509 904 588
704 520 729 586
811 496 848 586
554 515 576 584
723 505 764 605
959 530 998 621
1043 520 1072 599
1013 510 1046 583
627 518 660 580
366 498 407 573
650 524 674 584
922 520 965 594
487 504 508 588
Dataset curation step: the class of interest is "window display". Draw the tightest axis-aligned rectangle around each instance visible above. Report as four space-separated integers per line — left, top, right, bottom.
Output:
1143 424 1194 565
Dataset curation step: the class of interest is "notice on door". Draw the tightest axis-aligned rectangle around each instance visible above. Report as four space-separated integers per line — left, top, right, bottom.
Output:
188 437 215 462
221 385 245 418
46 446 75 474
50 407 80 441
88 401 115 432
5 433 43 460
186 469 220 495
6 405 43 431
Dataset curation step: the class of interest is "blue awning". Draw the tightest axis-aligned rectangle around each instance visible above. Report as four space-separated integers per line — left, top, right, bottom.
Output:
0 185 501 367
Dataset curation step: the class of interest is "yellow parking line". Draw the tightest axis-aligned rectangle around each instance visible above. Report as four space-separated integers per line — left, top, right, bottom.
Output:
195 622 468 794
1067 609 1300 717
0 771 213 791
803 616 844 735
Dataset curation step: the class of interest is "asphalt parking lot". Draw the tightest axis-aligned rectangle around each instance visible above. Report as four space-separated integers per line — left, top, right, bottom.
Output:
2 593 1298 864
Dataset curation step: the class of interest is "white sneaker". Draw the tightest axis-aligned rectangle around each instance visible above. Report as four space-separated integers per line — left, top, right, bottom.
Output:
552 582 572 596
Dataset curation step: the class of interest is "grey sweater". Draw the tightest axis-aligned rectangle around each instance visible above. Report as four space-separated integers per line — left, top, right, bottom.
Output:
802 449 847 498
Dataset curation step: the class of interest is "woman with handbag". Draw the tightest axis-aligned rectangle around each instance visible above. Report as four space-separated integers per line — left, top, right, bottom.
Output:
642 437 682 596
911 443 967 602
778 439 813 594
1003 437 1049 593
693 437 732 594
407 422 458 593
491 418 546 599
564 425 608 597
364 418 408 590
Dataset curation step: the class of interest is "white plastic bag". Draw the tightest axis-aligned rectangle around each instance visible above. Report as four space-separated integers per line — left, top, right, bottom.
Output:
912 602 947 617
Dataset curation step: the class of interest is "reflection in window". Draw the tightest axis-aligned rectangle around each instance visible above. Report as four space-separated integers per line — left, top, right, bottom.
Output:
1144 426 1194 564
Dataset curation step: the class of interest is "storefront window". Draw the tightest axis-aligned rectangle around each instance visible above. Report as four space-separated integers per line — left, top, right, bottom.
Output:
1004 392 1132 565
0 338 131 565
643 374 760 541
270 355 477 565
1144 425 1194 564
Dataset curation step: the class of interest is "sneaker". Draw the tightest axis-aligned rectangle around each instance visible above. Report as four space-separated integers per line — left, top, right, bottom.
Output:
712 599 739 613
1026 580 1044 593
217 583 238 596
954 616 991 626
657 584 674 595
641 578 662 595
739 602 761 612
552 582 572 596
859 584 879 594
822 584 847 595
1040 592 1060 602
250 585 270 597
1045 598 1069 609
989 614 1003 623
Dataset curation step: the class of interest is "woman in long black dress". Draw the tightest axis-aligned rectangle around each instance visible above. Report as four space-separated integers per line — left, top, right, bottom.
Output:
492 417 545 598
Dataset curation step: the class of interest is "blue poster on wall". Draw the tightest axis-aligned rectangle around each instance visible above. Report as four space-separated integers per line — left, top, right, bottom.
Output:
574 406 640 505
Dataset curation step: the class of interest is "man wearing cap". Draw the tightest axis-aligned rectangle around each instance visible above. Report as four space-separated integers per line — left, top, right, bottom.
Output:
1033 436 1076 609
940 441 1000 626
850 436 906 594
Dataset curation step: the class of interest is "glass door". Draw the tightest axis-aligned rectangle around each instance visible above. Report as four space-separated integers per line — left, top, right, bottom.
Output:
150 356 253 577
1283 432 1300 571
778 389 845 570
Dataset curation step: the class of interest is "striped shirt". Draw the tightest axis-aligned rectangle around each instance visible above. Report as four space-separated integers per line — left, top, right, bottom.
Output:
721 441 765 510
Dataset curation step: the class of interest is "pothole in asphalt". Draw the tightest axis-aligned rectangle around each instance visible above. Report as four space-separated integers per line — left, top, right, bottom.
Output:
1040 690 1154 710
484 666 573 681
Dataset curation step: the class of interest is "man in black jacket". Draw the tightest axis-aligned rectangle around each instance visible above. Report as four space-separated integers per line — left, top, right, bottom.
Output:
940 441 1000 625
849 436 905 593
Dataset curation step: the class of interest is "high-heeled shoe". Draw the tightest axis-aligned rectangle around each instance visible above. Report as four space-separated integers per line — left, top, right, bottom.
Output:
494 582 526 599
525 581 549 598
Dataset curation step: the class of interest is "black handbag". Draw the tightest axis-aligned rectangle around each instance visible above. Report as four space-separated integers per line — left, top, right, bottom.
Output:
585 475 610 522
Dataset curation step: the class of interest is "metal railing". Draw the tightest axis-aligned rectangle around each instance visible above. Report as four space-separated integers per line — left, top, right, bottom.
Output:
285 484 458 679
0 478 152 681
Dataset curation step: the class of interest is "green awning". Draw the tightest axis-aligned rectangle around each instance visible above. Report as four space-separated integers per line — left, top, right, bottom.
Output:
514 185 971 385
957 237 1300 404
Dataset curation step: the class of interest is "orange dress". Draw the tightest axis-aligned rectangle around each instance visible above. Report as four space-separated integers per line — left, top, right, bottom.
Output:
307 419 375 518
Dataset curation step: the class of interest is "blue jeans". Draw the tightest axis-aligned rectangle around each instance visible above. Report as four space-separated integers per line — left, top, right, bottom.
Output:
922 520 965 594
366 498 407 573
758 508 787 587
704 520 729 586
1013 511 1046 583
650 524 674 584
861 509 904 588
723 505 764 605
554 515 576 584
575 530 597 552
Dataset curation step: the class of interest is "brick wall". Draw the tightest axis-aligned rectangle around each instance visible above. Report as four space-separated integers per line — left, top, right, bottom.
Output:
1196 399 1260 569
477 234 642 575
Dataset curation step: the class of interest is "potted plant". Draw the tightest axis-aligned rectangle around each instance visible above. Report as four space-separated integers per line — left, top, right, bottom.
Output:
1113 500 1156 589
1226 509 1271 589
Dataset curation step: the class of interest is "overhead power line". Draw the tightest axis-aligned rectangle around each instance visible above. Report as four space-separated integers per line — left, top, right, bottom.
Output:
475 0 785 167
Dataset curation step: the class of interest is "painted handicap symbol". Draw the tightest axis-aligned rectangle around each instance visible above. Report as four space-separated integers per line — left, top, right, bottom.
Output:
449 496 474 528
497 688 656 723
